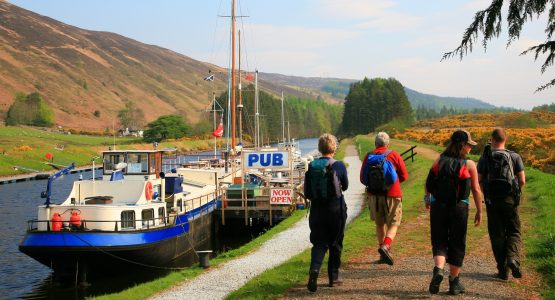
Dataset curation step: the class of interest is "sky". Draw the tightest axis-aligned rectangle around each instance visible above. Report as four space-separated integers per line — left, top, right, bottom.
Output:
8 0 555 109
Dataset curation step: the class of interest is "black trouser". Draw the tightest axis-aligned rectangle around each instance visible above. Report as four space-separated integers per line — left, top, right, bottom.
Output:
309 201 347 282
430 202 469 267
486 196 521 272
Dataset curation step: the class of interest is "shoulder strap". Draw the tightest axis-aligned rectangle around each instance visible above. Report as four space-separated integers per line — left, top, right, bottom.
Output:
496 149 516 178
326 158 337 171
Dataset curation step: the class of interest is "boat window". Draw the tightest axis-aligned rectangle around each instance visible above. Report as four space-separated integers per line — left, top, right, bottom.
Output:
104 153 126 174
149 153 156 174
158 207 165 223
177 200 183 213
121 210 135 229
142 209 155 228
127 153 149 174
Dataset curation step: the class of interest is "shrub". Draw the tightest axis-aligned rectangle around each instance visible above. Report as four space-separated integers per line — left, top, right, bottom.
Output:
6 92 54 126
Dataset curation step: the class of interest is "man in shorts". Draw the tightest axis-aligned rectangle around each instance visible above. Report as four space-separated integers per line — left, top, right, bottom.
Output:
360 132 408 265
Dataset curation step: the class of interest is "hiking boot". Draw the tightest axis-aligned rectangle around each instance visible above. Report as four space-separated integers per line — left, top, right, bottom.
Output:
328 277 343 287
378 245 394 265
376 252 388 264
496 268 509 280
307 270 318 293
507 259 522 278
428 266 444 294
448 276 465 295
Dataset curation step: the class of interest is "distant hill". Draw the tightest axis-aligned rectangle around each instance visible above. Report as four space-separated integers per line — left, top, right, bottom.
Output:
0 1 316 130
257 75 498 111
404 87 496 111
257 72 353 103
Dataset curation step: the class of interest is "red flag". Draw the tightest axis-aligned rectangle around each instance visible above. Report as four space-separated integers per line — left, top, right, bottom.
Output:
244 73 254 81
212 122 224 138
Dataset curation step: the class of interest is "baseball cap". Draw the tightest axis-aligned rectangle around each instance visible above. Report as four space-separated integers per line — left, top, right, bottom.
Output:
451 129 477 146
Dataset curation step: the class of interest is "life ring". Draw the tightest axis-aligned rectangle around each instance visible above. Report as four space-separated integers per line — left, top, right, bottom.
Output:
145 181 154 200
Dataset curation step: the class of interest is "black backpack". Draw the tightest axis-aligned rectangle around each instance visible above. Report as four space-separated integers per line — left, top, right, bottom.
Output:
307 158 342 206
485 150 520 202
426 156 470 205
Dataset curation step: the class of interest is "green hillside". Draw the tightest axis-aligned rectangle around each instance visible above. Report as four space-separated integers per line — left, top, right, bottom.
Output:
404 87 496 110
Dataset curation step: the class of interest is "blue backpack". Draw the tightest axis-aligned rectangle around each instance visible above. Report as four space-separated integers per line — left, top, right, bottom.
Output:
361 150 398 194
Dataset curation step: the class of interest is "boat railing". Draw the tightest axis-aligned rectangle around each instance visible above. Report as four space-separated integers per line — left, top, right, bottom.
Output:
180 189 219 222
163 153 231 171
26 215 172 232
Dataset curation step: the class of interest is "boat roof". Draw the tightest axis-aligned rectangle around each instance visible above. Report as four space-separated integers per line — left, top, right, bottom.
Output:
101 148 177 154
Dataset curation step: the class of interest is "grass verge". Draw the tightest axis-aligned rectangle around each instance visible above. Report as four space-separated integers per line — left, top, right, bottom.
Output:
522 168 555 298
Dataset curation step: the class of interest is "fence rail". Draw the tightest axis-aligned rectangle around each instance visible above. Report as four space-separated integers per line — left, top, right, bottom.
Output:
401 145 417 162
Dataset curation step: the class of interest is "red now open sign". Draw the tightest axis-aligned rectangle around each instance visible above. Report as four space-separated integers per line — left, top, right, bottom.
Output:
270 189 293 205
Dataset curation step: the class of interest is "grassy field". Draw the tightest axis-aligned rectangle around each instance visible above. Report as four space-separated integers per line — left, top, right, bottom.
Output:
0 126 220 176
522 168 555 298
226 135 433 299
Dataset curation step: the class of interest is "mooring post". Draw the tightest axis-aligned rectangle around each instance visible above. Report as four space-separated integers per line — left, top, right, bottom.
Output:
196 250 213 268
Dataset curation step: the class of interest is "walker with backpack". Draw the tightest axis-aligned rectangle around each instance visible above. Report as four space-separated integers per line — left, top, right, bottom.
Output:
306 158 342 209
361 150 398 195
481 144 521 205
425 155 471 205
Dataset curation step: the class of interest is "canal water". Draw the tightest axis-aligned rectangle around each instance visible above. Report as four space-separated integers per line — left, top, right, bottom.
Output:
0 138 318 299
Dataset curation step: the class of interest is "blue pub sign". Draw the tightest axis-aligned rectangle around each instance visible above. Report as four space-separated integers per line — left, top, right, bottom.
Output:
242 151 290 169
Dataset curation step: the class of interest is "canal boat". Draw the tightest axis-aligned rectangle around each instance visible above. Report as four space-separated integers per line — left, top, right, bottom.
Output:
19 148 228 281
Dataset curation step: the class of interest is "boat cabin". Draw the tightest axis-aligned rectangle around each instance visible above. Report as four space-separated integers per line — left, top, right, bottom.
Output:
102 149 167 181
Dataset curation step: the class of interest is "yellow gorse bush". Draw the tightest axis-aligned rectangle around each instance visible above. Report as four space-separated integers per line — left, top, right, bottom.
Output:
396 112 555 173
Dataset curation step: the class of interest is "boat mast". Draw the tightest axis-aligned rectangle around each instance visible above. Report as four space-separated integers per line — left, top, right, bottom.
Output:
230 0 237 153
255 70 259 150
238 29 243 146
212 92 217 157
281 91 285 144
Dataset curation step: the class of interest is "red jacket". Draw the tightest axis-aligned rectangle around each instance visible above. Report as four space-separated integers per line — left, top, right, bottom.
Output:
360 146 408 197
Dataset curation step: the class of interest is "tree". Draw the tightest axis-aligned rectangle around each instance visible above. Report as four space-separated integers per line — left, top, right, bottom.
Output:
443 0 555 91
214 85 342 142
532 102 555 112
143 115 189 142
338 77 413 136
117 101 145 129
6 92 54 126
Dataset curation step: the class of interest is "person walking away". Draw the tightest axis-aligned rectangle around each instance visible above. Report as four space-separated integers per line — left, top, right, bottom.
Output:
477 127 525 280
360 132 408 265
424 129 483 295
304 133 349 293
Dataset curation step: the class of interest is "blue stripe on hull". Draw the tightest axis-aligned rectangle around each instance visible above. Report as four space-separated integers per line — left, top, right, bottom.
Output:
20 200 216 248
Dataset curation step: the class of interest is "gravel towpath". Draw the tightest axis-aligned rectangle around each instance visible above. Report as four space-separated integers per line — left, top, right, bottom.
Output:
150 145 366 300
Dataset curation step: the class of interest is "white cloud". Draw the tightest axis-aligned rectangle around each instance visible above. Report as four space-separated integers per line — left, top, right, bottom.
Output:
463 0 492 11
247 23 361 51
355 12 423 32
314 0 395 19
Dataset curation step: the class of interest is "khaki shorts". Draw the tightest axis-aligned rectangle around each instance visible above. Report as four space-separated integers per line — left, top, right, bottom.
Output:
367 195 402 227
